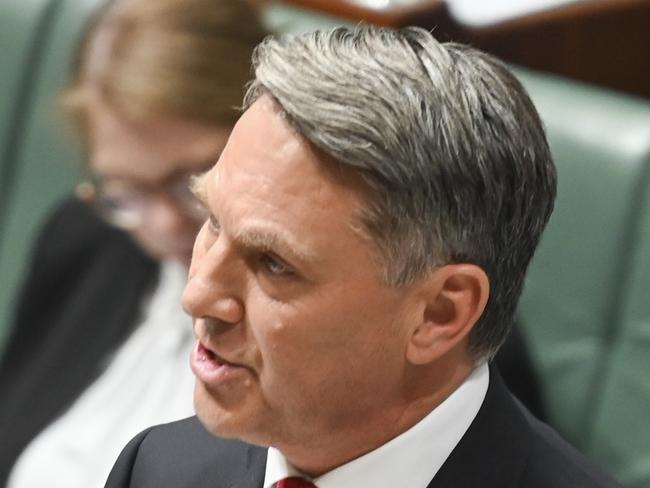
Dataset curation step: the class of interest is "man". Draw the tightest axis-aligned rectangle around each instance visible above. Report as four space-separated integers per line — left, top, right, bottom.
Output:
105 26 618 487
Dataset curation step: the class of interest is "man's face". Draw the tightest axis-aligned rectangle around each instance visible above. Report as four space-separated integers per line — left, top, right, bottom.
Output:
183 96 420 452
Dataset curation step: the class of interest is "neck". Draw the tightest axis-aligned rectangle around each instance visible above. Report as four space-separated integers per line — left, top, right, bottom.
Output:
278 354 476 477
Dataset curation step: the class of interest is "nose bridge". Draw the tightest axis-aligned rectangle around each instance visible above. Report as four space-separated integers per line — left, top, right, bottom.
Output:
183 233 243 319
201 231 239 282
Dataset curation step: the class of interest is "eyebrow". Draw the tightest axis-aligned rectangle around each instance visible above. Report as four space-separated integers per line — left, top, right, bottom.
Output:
190 170 319 266
234 227 319 266
189 171 210 206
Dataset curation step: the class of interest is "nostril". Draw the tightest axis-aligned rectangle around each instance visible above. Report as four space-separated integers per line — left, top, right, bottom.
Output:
203 316 235 335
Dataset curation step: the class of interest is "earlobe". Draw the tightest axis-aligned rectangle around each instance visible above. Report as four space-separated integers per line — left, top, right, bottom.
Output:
406 264 489 365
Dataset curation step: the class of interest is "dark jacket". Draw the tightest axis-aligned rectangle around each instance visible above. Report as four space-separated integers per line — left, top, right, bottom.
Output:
0 199 158 486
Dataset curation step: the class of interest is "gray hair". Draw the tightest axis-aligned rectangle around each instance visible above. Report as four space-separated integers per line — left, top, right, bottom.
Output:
243 26 556 360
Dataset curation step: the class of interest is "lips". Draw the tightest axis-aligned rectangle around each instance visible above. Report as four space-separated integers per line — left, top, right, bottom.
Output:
190 339 248 386
197 341 227 366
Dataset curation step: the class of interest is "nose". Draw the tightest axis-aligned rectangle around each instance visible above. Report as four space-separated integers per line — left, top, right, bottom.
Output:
181 236 245 326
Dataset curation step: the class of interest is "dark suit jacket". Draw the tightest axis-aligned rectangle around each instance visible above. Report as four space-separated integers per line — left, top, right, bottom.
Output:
105 370 618 488
0 198 158 486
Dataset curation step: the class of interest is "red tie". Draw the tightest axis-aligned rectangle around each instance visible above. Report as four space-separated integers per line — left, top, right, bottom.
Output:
276 477 317 488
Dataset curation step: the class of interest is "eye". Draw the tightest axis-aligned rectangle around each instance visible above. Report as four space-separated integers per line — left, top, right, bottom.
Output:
201 215 221 249
260 253 293 277
208 215 221 234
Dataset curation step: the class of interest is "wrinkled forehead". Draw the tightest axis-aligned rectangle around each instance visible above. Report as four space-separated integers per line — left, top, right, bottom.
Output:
193 97 374 235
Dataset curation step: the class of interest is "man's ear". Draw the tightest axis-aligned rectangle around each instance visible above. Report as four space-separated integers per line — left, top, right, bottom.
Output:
406 264 489 365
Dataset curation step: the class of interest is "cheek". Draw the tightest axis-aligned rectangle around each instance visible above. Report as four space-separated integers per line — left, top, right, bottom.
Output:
250 294 379 381
258 282 398 349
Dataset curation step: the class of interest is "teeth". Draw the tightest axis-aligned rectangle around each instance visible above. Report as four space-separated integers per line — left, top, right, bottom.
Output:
198 343 216 361
199 342 226 366
197 340 238 368
198 346 208 361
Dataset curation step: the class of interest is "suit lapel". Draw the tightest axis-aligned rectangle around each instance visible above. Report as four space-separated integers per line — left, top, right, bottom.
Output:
427 368 532 488
229 444 267 488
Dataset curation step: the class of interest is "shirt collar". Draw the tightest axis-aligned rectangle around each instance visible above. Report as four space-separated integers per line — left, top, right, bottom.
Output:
263 363 489 488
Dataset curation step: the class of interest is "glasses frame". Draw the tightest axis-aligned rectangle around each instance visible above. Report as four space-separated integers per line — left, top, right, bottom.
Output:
76 167 210 230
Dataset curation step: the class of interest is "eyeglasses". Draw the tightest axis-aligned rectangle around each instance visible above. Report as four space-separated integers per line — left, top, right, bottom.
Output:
76 170 208 230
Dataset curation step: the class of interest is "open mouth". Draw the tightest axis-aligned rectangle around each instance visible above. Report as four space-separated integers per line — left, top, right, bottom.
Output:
191 339 247 385
197 341 227 366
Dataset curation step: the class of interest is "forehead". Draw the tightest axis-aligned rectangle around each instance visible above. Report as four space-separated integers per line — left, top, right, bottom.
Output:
203 96 373 256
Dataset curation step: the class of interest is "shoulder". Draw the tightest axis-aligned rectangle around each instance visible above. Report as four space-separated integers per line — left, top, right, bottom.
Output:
2 197 156 366
33 197 142 266
105 416 266 488
520 410 620 488
15 196 157 323
435 368 620 488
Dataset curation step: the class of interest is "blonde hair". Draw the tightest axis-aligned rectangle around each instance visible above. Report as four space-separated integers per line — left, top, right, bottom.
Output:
64 0 268 128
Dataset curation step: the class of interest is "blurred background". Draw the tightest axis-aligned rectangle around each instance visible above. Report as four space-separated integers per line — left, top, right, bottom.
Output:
0 0 648 487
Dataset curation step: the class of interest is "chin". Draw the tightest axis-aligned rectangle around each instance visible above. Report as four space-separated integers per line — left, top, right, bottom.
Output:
193 381 270 447
194 380 240 439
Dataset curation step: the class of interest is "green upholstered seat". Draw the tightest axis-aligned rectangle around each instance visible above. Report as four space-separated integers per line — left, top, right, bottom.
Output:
514 68 650 487
0 0 54 182
0 0 104 351
588 183 650 488
0 0 61 349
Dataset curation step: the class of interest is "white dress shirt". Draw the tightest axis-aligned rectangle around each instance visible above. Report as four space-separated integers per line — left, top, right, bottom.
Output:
264 363 489 488
8 260 196 488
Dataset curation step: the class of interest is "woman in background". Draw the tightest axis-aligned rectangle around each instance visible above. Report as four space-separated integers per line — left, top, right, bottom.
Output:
0 0 267 485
